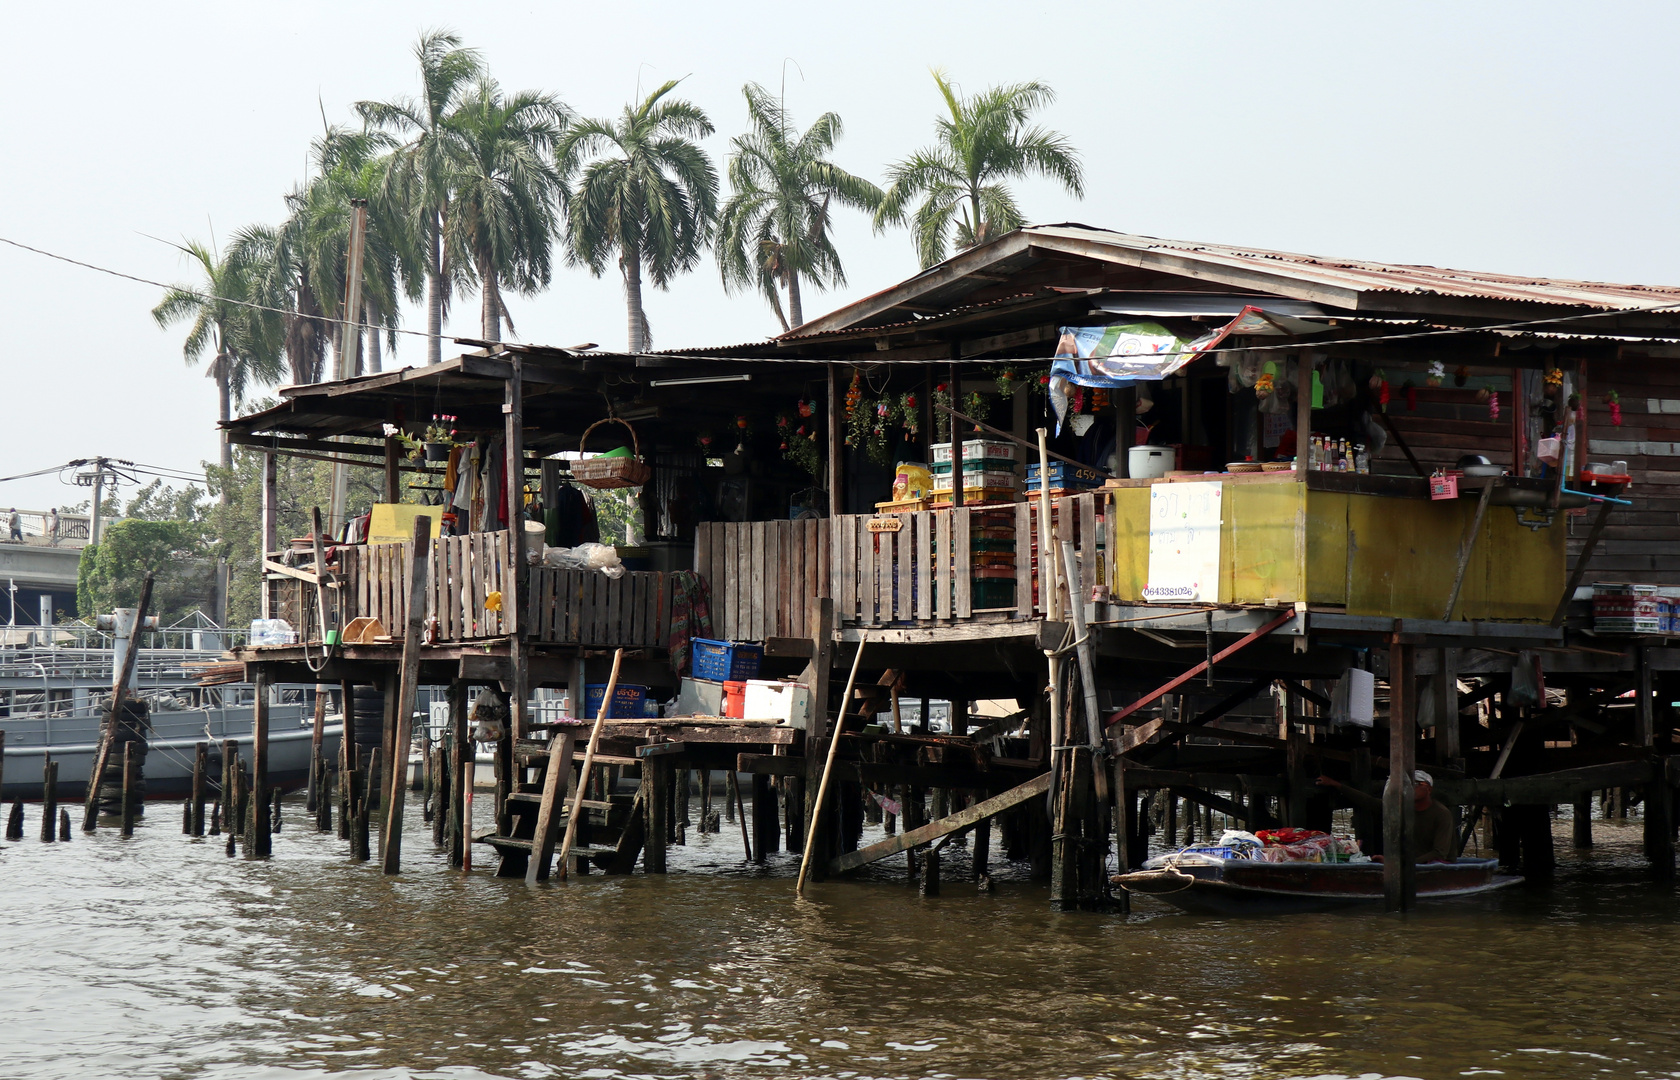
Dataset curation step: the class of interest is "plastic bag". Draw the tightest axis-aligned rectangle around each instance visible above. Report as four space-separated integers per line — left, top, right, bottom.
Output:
541 542 626 578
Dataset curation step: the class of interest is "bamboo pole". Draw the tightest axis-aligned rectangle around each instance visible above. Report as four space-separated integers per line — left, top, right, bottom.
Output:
556 648 623 880
796 633 869 896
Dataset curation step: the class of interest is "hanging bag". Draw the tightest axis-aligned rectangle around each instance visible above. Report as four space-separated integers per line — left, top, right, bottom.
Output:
569 417 654 490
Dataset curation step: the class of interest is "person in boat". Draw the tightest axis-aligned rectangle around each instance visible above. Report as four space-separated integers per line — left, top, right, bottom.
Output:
1316 770 1457 863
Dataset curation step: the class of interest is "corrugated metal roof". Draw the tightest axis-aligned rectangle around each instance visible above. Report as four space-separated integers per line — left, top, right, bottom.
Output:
1026 225 1680 310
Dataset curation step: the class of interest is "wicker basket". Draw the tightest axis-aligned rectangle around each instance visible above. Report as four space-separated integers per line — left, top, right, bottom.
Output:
570 417 653 490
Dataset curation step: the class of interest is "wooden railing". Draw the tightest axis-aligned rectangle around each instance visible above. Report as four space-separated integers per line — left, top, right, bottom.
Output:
268 529 668 649
693 493 1106 633
694 518 831 641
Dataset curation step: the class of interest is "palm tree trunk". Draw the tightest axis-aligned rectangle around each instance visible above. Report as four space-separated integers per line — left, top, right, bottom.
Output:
365 300 382 374
427 212 444 365
479 249 501 343
623 248 647 353
216 361 233 478
787 269 804 329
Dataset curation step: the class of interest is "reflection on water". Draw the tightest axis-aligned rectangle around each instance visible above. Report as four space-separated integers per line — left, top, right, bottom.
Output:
1 799 1677 1080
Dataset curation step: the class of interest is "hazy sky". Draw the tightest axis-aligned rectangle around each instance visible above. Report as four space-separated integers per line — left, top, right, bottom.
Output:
4 1 1677 511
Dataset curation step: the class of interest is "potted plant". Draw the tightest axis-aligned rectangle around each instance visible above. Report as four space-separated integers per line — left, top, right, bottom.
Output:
421 414 457 461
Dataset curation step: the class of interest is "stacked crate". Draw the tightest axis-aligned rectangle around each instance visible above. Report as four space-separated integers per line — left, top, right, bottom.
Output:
930 439 1021 506
1592 584 1671 635
1024 460 1107 498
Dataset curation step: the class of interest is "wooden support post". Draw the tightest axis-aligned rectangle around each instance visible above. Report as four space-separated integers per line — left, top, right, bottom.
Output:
1637 647 1655 747
1434 649 1461 761
827 363 844 518
448 681 468 869
251 675 271 857
505 356 529 739
752 773 777 862
191 742 207 836
119 746 135 838
800 598 837 881
6 801 22 840
1050 748 1084 908
40 755 58 842
699 769 714 833
1572 792 1594 848
58 809 70 841
384 436 400 502
353 750 377 862
338 681 355 841
920 836 941 897
271 788 283 832
1295 352 1314 475
1645 777 1675 880
1384 641 1418 912
644 756 668 874
381 515 433 874
260 451 278 617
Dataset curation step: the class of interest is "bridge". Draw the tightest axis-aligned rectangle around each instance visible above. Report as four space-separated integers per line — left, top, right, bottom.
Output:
1 510 91 625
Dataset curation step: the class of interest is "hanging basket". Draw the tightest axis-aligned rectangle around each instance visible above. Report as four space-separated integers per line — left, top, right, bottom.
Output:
570 417 653 490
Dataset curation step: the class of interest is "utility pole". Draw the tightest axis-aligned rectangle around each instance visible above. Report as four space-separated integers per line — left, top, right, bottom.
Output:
328 199 369 539
89 457 106 547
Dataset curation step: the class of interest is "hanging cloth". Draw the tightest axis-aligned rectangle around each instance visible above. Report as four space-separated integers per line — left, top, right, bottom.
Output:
666 570 713 674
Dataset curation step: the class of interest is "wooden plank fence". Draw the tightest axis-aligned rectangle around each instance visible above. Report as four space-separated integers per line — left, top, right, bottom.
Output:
691 493 1106 633
267 529 669 649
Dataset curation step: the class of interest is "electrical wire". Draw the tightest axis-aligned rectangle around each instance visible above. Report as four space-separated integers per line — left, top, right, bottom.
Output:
9 230 1680 370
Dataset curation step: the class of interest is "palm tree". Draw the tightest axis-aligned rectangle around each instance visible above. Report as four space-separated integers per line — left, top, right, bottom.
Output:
295 126 423 376
716 84 882 332
444 77 569 343
151 240 284 471
356 29 484 365
230 215 328 385
875 71 1085 268
558 79 718 353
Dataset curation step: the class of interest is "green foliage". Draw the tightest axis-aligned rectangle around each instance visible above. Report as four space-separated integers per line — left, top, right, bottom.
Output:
77 520 212 626
589 488 640 546
716 84 882 330
202 448 383 628
875 71 1084 268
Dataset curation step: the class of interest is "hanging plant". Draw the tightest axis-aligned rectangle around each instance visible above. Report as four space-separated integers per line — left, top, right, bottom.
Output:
845 393 872 449
1488 390 1500 421
933 382 952 442
1454 365 1470 388
845 370 863 416
961 390 990 432
1425 360 1445 388
777 412 822 476
797 398 815 419
734 414 752 439
1605 389 1623 426
898 391 920 437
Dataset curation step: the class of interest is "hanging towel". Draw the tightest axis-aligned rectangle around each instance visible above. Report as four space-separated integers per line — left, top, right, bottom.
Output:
666 571 713 674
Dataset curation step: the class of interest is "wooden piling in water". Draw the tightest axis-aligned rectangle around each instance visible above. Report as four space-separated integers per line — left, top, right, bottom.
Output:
354 747 378 863
1573 792 1594 848
40 755 58 843
271 788 283 833
210 799 221 836
6 801 23 840
120 744 136 838
751 774 777 862
644 757 668 874
448 681 467 869
191 742 207 836
251 675 272 857
220 740 237 839
58 809 70 842
338 681 355 841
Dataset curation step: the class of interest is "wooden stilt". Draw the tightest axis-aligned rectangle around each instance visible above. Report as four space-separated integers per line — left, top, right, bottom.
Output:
40 756 58 842
1383 641 1418 912
381 515 433 875
119 746 135 838
448 680 468 868
6 801 22 840
191 742 207 836
644 757 668 874
338 680 355 841
524 732 577 884
58 809 70 842
752 774 777 863
557 649 623 879
1645 778 1674 880
252 675 271 857
1572 792 1594 848
731 771 752 862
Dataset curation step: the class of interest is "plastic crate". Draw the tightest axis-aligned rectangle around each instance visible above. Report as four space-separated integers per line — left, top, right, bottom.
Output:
691 638 765 682
930 487 1019 507
931 439 1017 465
972 579 1017 608
584 682 648 719
932 468 1018 492
1025 461 1106 489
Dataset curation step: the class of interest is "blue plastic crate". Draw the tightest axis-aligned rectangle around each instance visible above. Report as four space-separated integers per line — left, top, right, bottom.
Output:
690 638 764 682
1025 460 1105 489
583 683 648 719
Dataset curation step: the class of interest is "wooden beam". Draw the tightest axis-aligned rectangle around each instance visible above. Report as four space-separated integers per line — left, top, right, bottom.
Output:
1443 478 1496 621
829 771 1052 875
1550 496 1616 626
1107 612 1298 731
523 733 576 884
380 515 432 874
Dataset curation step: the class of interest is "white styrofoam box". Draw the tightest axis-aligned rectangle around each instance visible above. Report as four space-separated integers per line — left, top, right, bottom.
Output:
743 679 813 728
1330 668 1374 728
676 677 724 717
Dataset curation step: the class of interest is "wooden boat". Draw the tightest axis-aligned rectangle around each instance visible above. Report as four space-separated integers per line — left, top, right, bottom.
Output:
1113 856 1521 915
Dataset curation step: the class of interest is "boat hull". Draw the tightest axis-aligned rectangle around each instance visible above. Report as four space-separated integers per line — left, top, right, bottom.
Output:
1115 858 1521 915
1 706 341 801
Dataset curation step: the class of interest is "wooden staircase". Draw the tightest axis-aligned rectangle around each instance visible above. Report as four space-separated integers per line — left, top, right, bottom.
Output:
473 737 648 877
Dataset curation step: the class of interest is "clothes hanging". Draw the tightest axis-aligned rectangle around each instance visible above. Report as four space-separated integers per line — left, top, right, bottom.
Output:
666 570 713 674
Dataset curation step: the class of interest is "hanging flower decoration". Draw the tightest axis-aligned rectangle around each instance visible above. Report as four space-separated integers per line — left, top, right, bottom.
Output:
777 410 822 476
1605 389 1623 426
993 365 1019 396
1489 390 1500 421
933 382 953 442
845 371 863 416
697 432 714 450
898 392 920 436
1255 372 1275 399
797 399 815 419
1425 360 1445 388
962 390 990 432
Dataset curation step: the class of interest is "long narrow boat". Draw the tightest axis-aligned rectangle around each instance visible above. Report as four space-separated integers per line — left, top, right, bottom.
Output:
1113 856 1521 915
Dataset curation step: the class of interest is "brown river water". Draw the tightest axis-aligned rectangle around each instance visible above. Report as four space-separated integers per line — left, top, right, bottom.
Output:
2 799 1676 1080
